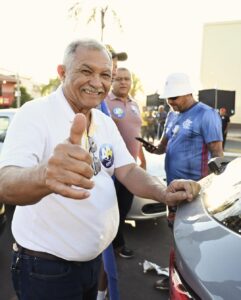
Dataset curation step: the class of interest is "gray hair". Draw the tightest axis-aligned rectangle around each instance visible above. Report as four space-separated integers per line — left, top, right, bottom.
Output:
63 38 111 68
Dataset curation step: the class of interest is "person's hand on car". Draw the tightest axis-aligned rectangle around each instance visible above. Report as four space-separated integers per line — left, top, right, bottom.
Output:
162 179 201 206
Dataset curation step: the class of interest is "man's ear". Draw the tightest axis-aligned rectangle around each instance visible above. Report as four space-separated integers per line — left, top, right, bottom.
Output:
57 65 66 81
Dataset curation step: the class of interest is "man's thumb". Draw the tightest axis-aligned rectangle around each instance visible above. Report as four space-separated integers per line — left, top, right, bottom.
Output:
69 113 87 145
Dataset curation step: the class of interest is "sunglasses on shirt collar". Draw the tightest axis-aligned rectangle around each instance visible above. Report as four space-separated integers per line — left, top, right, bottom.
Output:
88 136 101 176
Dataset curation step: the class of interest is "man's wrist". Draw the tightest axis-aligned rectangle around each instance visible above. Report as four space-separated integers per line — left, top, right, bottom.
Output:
153 185 167 204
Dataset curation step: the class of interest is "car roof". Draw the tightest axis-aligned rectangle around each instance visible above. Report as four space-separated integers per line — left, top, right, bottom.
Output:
0 108 17 117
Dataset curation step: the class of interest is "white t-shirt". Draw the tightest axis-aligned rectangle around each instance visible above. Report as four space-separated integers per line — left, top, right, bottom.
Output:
0 86 134 261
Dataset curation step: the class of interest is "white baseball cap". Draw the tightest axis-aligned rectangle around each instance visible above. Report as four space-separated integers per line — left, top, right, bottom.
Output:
161 73 193 98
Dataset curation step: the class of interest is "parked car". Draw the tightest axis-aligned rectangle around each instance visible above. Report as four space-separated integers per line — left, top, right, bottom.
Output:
127 151 167 220
0 202 7 235
0 108 17 153
170 156 241 299
0 108 17 234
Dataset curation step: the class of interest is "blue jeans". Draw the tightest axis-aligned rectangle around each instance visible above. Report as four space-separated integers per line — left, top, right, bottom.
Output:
11 250 101 300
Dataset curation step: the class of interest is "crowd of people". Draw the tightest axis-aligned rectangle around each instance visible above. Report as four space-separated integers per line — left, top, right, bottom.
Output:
0 37 231 300
141 105 168 142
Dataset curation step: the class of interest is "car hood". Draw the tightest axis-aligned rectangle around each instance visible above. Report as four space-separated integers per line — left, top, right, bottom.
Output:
174 157 241 300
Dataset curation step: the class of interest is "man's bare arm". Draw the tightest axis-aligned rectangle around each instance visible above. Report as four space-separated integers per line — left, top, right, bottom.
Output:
142 135 168 155
208 141 224 158
0 165 50 205
115 163 200 207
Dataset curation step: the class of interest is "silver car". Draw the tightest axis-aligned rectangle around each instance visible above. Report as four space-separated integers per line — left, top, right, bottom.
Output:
170 156 241 299
127 151 167 220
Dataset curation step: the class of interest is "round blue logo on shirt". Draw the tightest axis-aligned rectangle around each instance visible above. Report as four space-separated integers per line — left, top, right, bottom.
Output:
99 144 114 168
112 107 125 118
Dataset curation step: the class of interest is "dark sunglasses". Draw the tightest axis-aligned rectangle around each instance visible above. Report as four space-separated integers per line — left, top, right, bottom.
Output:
168 96 179 101
88 136 101 176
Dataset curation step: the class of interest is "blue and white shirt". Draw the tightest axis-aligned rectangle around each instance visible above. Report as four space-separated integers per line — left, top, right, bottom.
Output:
164 102 223 184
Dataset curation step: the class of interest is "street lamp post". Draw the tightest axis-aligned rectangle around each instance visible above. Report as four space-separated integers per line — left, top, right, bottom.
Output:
15 73 21 108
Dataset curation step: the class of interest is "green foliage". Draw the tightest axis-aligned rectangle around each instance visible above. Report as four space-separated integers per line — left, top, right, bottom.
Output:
40 78 61 96
130 73 144 98
12 86 33 108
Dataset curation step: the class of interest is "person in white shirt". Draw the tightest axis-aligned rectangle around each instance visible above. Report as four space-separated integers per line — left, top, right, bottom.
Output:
0 38 200 300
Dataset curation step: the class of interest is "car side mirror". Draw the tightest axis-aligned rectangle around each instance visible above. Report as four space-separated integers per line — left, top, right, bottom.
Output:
208 157 230 175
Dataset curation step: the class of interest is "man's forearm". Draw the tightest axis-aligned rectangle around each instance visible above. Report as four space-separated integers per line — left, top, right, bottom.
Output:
0 165 50 205
116 164 200 206
118 165 166 202
208 141 224 158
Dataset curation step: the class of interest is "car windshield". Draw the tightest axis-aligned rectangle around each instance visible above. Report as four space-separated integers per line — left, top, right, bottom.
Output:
202 157 241 235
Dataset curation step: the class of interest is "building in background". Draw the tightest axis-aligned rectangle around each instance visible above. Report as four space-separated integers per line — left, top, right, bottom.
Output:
0 74 16 107
198 89 235 117
200 20 241 124
0 68 41 108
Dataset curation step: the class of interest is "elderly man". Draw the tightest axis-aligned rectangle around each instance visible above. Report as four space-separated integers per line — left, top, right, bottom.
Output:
0 43 200 300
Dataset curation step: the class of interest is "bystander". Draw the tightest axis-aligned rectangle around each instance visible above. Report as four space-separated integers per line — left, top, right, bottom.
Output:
219 107 230 149
144 72 223 291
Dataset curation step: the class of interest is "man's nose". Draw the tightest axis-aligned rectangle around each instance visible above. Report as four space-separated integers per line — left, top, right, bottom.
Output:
89 74 103 87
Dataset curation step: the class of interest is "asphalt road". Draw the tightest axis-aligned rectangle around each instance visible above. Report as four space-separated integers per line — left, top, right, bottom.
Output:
118 218 171 300
0 205 16 300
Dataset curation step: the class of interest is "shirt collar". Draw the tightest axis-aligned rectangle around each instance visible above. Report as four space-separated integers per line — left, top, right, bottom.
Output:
55 85 97 138
108 91 133 102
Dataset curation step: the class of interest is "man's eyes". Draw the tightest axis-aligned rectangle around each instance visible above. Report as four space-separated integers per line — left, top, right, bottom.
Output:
102 73 112 80
77 69 111 80
115 77 131 82
81 69 92 75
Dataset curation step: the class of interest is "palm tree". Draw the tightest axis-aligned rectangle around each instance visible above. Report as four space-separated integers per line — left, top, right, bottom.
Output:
40 78 61 96
68 0 122 42
130 72 144 98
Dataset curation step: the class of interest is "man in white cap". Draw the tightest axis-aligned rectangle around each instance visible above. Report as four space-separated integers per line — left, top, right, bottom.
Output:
143 72 223 290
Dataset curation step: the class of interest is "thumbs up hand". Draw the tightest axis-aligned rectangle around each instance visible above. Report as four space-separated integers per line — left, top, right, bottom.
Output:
45 113 94 199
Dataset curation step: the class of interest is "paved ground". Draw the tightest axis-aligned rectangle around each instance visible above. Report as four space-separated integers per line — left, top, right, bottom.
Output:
118 218 171 300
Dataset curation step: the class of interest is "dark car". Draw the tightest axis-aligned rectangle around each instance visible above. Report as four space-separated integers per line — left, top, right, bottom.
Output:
0 203 7 235
170 156 241 300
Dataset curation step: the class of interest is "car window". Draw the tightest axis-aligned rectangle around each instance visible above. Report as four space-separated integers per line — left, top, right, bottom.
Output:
0 116 11 133
0 116 11 142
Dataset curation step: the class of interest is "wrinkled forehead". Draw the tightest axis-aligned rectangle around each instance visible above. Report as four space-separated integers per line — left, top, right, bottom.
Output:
71 46 112 71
